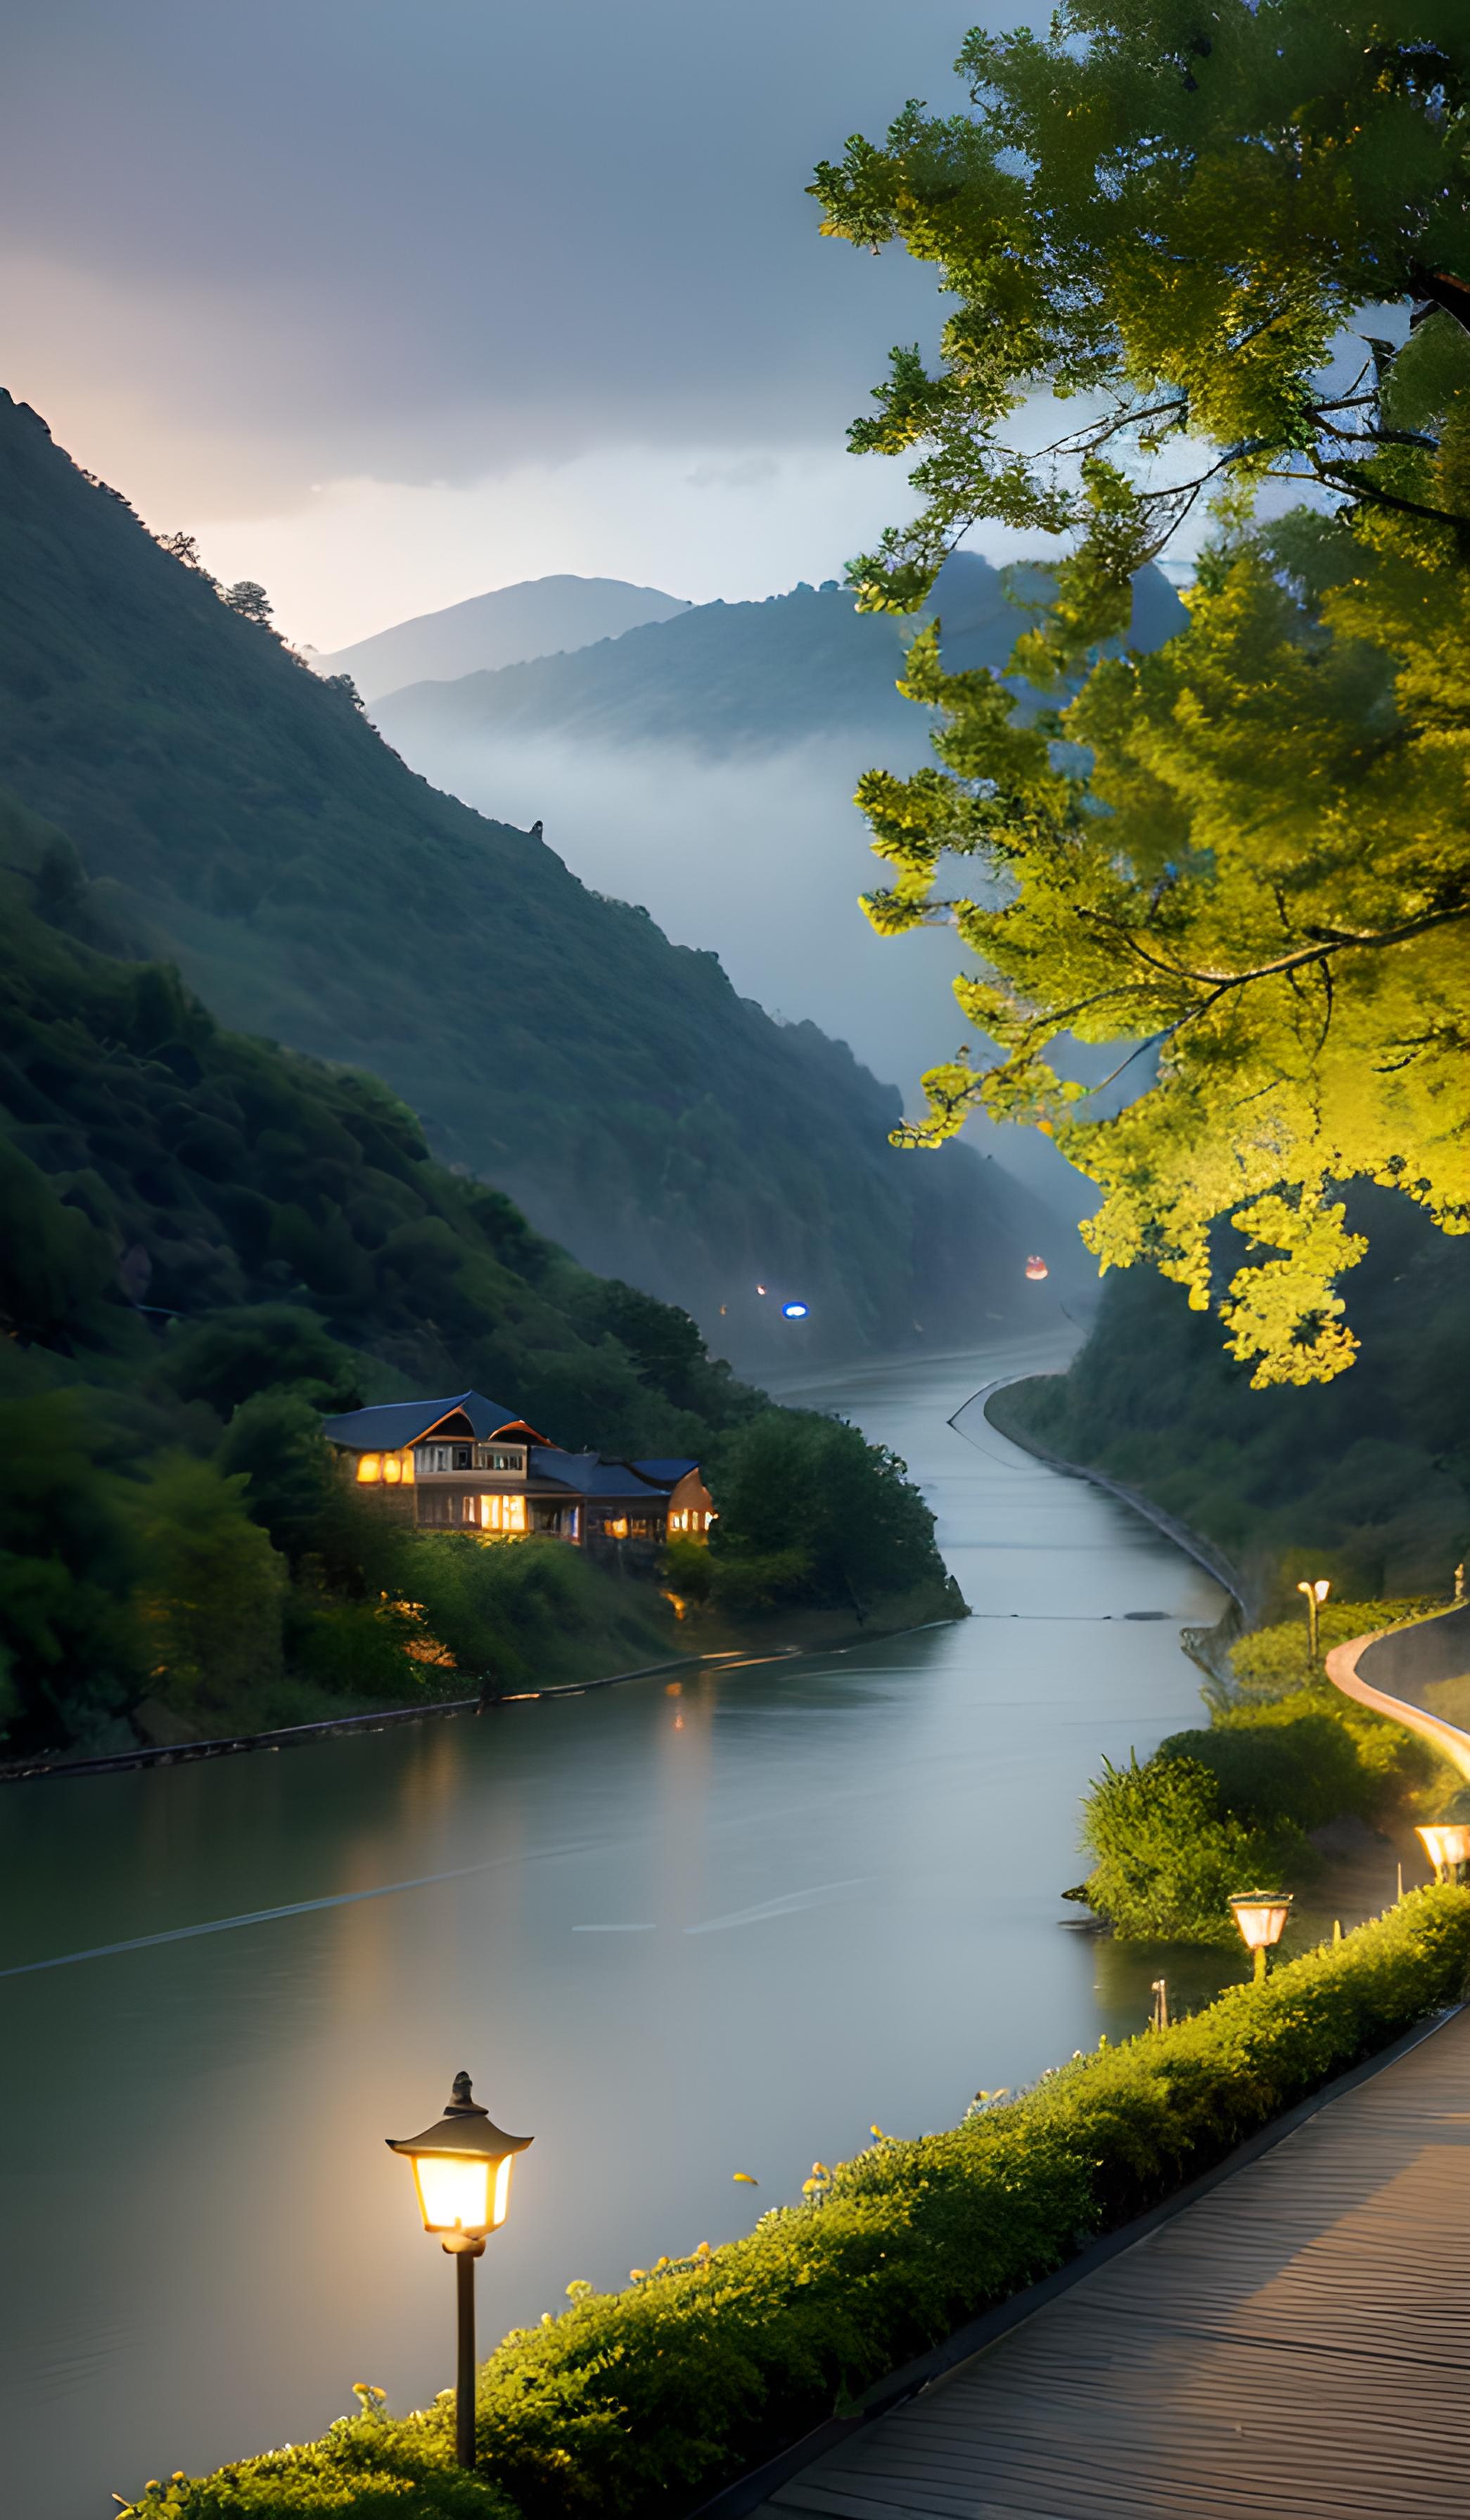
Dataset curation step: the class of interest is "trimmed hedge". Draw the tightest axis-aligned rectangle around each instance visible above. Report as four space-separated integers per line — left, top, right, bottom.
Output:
120 1887 1470 2520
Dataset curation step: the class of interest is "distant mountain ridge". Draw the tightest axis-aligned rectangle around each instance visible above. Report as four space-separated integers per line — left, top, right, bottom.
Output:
373 555 1186 757
0 391 1078 1360
318 573 690 702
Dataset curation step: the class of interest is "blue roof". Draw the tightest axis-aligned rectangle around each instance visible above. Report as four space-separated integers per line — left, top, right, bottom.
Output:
630 1458 701 1487
531 1448 667 1500
321 1392 545 1450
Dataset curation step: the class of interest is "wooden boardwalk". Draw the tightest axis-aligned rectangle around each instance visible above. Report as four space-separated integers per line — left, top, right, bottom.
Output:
753 2005 1470 2520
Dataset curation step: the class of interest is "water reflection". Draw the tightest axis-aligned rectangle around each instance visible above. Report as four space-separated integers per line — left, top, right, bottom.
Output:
0 1326 1252 2516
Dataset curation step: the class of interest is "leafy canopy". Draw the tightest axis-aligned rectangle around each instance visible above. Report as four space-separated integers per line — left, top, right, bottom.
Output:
812 1 1470 1381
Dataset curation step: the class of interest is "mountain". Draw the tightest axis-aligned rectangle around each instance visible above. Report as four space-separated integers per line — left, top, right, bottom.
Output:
0 811 754 1461
317 574 690 702
0 392 1078 1360
373 556 1185 755
366 558 1185 1221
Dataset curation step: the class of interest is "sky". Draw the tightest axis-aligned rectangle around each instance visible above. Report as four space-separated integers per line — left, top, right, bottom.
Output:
1 0 1042 650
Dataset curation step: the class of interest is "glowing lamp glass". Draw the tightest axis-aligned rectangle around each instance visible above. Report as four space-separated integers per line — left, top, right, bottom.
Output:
1418 1824 1470 1874
388 2074 530 2246
411 2149 514 2237
1229 1893 1291 1951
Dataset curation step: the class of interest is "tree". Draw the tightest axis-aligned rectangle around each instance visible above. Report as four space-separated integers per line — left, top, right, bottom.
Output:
812 2 1470 1382
222 579 274 626
129 1455 287 1714
709 1408 948 1609
156 529 217 583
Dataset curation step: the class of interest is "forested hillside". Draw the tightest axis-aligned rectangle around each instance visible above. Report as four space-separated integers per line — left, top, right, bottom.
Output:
0 823 765 1750
992 1187 1470 1614
376 553 1184 756
0 814 957 1759
0 392 1071 1358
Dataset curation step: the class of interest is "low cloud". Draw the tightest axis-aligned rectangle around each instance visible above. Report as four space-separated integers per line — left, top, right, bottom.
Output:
383 720 1097 1222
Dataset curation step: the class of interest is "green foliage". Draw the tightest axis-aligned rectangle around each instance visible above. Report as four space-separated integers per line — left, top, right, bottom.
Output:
659 1533 714 1606
0 1391 144 1742
124 1888 1470 2518
115 2408 520 2516
0 887 756 1749
814 7 1470 1380
1230 1598 1449 1695
708 1408 952 1612
1078 1610 1447 1939
392 1531 661 1691
1080 1750 1303 1944
813 2 1470 641
129 1455 288 1716
995 1194 1470 1599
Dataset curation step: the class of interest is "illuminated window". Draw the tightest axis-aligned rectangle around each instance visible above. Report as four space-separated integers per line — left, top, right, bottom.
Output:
382 1454 402 1485
357 1453 381 1483
603 1517 629 1539
461 1493 478 1524
480 1492 528 1534
400 1450 414 1484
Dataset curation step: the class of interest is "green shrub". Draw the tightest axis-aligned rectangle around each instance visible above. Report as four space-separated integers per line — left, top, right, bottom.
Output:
1077 1605 1454 1939
660 1534 714 1606
1079 1750 1305 1943
121 1888 1470 2519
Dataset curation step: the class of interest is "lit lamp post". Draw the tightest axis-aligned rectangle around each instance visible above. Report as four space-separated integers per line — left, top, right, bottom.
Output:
387 2072 532 2471
1417 1823 1470 1883
1296 1576 1331 1663
1229 1889 1292 1981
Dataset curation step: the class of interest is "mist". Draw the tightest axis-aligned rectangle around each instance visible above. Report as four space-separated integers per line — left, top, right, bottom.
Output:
385 721 1099 1226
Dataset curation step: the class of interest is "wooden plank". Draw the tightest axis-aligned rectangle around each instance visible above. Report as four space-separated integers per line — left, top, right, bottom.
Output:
753 2006 1470 2520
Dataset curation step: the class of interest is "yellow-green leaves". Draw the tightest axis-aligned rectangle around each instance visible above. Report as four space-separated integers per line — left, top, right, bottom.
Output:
822 3 1470 1385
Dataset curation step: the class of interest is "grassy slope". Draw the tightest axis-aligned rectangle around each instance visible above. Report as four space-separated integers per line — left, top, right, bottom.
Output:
0 393 1062 1357
990 1188 1470 1612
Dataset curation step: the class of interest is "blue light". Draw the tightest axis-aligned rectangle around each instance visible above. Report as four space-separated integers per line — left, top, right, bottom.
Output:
781 1301 809 1319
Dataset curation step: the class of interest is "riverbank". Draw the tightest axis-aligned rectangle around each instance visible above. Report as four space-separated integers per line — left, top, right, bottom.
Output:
2 1332 1236 2520
114 1888 1470 2519
0 1581 963 1785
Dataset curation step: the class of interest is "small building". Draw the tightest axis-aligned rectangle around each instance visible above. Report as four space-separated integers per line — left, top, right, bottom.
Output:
319 1392 711 1560
629 1459 715 1539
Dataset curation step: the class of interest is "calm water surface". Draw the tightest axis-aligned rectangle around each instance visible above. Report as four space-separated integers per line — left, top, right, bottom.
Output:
4 1328 1244 2516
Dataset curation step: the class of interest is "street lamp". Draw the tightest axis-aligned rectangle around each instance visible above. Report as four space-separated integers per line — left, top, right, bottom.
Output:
388 2072 532 2471
1296 1576 1331 1663
1417 1823 1470 1882
1229 1889 1292 1981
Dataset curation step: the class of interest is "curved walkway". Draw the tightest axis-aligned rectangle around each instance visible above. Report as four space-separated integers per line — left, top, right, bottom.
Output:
1326 1601 1470 1784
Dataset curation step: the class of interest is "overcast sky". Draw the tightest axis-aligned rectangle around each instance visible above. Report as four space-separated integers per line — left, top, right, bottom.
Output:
1 0 1040 646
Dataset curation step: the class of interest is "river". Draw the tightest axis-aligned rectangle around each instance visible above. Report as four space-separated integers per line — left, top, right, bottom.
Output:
3 1326 1239 2517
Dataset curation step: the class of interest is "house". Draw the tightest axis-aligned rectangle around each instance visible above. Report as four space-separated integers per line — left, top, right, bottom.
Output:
319 1391 713 1558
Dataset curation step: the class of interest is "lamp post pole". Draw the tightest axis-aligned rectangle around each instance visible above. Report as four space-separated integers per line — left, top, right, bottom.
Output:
388 2073 533 2478
1297 1577 1331 1664
451 2239 485 2469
